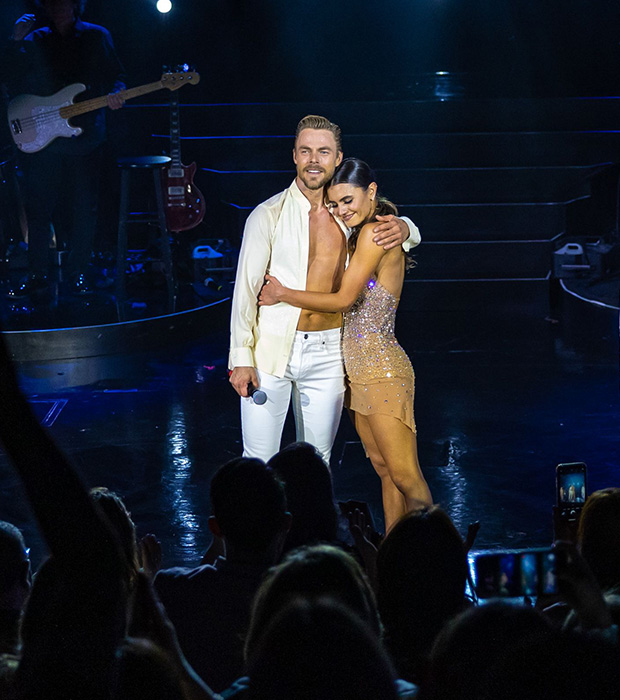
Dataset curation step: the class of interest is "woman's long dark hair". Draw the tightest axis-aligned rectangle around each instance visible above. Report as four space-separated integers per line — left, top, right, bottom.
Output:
327 158 398 256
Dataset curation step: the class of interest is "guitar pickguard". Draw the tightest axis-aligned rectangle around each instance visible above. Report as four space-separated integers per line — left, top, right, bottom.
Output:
8 84 86 153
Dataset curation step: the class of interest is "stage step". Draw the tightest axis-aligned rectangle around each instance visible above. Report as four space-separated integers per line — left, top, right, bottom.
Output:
397 203 566 241
398 277 550 311
217 205 554 281
198 165 592 208
133 96 620 137
411 240 551 280
151 131 620 171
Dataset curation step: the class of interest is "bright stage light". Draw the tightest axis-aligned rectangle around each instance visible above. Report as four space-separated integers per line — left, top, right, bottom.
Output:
156 0 172 13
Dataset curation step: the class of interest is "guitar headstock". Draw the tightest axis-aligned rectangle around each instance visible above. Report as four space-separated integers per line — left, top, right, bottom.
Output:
161 71 200 91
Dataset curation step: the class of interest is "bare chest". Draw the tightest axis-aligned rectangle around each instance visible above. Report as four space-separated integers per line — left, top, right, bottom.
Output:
307 209 347 290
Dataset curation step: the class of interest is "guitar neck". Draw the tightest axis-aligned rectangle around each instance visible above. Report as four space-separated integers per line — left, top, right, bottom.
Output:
59 80 165 119
169 92 182 167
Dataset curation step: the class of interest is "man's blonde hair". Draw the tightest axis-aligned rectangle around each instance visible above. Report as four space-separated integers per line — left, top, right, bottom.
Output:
295 115 342 152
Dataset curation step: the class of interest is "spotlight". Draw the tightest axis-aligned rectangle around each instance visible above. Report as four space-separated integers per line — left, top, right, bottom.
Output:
156 0 172 13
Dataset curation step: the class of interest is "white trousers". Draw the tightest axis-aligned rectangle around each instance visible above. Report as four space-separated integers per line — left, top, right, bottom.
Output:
241 328 345 464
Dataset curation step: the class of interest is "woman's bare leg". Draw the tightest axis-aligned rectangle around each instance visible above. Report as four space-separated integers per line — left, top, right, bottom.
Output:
353 412 407 532
365 413 432 513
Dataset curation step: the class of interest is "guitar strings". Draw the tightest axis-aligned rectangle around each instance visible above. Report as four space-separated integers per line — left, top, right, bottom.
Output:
14 111 62 129
15 105 104 130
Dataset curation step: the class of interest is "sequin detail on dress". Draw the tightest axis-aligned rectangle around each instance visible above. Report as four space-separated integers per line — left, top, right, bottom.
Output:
342 278 415 432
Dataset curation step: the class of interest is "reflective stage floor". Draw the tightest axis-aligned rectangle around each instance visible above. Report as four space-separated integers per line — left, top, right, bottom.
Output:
0 278 618 570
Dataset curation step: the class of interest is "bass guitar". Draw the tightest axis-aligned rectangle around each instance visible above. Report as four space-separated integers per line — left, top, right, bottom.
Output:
8 71 200 154
162 89 206 232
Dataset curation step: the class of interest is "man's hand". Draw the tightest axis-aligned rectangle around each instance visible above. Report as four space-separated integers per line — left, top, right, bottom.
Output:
13 14 37 41
229 366 259 398
106 92 125 110
372 214 409 250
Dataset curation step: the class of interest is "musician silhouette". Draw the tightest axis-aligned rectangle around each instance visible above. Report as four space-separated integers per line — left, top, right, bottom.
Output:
4 0 125 298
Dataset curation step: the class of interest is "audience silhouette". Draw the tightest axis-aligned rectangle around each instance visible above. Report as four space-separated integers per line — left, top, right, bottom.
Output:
0 322 618 700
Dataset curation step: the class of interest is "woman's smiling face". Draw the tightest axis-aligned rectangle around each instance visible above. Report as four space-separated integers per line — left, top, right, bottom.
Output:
326 182 376 227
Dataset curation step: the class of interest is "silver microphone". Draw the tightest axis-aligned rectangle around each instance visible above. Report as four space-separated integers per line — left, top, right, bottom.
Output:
248 385 267 405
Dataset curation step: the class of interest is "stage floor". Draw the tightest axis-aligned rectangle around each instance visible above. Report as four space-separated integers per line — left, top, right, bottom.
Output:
0 279 618 570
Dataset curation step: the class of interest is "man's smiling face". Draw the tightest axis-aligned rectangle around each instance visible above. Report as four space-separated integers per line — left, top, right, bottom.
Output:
293 128 343 191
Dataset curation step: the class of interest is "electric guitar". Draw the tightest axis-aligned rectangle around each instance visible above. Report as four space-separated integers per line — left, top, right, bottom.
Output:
7 71 200 154
162 89 206 232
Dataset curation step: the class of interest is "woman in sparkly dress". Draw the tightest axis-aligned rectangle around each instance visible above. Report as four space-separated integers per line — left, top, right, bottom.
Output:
259 158 432 532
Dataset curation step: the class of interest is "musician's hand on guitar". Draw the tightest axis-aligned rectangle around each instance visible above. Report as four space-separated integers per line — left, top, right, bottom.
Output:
13 14 37 41
106 92 125 111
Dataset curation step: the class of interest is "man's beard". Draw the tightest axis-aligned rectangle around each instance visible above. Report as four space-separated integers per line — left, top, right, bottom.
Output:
298 167 332 191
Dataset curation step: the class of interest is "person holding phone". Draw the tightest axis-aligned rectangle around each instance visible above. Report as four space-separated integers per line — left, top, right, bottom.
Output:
259 158 432 531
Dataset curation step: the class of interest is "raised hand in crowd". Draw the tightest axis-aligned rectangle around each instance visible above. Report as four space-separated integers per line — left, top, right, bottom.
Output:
12 14 37 41
346 506 380 588
464 520 481 552
553 540 614 632
200 533 226 567
127 572 220 700
139 533 164 579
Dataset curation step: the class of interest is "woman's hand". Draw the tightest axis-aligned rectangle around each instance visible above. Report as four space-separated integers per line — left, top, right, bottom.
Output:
258 274 285 306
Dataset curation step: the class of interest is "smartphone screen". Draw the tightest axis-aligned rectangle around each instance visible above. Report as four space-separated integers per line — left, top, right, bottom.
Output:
498 553 520 597
540 550 557 595
473 549 557 598
520 552 538 597
556 462 587 507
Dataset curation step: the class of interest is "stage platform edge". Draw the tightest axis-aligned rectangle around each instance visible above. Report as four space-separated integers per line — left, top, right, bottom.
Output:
3 298 231 364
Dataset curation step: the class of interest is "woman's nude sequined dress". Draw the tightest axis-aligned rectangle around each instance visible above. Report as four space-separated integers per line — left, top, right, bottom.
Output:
342 277 415 433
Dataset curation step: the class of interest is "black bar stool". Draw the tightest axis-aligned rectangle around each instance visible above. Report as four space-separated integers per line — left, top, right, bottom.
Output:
115 155 175 320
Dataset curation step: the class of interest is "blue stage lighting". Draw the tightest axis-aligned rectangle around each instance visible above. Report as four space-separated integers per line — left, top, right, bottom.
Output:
156 0 172 13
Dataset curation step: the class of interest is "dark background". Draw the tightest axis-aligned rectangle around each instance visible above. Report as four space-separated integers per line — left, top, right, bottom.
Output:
3 0 620 103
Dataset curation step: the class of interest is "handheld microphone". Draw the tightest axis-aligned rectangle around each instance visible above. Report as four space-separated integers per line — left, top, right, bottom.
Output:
248 385 267 405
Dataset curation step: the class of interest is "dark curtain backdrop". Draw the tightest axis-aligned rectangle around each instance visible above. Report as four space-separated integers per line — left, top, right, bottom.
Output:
3 0 619 102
